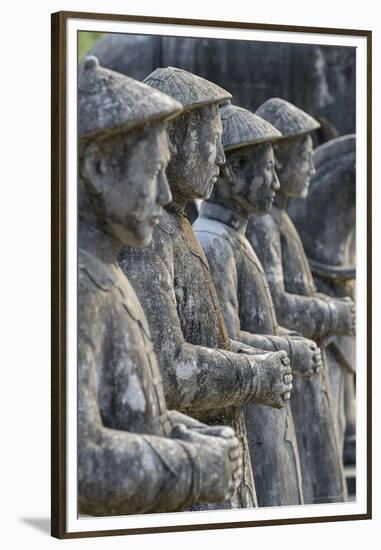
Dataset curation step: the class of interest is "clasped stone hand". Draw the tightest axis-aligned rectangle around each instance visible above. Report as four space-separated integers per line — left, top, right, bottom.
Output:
171 423 242 502
249 350 293 409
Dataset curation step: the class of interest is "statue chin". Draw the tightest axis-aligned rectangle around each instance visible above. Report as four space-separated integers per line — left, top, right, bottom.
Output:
254 199 273 216
201 179 217 200
108 221 151 249
294 184 310 199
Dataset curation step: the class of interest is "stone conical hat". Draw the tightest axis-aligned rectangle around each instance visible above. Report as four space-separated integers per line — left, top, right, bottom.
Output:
256 97 320 139
143 67 232 111
78 56 183 141
312 134 355 169
221 103 282 152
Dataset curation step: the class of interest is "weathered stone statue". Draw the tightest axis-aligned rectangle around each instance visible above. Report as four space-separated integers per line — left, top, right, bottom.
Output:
119 68 293 510
193 104 303 506
288 135 356 463
77 56 243 515
195 102 345 505
247 98 354 502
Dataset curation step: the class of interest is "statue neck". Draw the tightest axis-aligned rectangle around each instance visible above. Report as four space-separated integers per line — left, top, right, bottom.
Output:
274 189 289 210
166 188 188 219
78 182 121 266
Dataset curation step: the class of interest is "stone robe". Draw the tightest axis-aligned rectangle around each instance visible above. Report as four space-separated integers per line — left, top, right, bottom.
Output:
78 237 206 515
119 205 258 509
194 202 303 507
246 204 347 503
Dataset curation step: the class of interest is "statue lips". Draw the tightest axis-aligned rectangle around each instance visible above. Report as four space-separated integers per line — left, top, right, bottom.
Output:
203 170 220 200
298 179 310 198
149 211 163 226
209 168 220 185
210 169 220 184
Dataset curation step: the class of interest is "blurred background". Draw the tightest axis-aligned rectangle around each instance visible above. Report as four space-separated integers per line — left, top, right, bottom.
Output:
79 31 355 146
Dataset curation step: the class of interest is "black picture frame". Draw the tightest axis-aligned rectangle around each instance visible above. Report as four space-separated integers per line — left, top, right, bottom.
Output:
51 10 372 539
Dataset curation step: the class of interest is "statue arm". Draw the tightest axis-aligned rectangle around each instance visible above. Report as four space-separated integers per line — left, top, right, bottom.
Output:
247 217 333 340
77 283 202 515
313 292 356 336
119 235 258 415
202 244 322 376
278 325 304 337
197 230 292 355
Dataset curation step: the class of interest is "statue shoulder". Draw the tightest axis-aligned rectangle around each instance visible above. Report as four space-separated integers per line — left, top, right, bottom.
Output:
194 216 236 251
247 213 279 246
78 249 115 338
119 214 175 274
78 248 117 293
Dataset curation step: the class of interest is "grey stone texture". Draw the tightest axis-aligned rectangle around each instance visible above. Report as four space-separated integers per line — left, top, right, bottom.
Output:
78 56 183 141
194 204 305 506
246 99 354 502
87 35 355 142
288 135 356 462
144 66 232 111
220 102 282 151
194 104 311 506
256 97 320 140
196 103 342 505
77 57 243 515
119 68 293 510
76 46 357 514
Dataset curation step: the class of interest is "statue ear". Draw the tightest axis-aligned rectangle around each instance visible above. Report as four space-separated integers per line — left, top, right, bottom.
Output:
275 156 283 172
82 142 108 194
221 159 235 185
167 124 178 156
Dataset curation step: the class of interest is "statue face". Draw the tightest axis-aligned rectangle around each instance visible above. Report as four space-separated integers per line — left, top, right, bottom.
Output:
226 143 280 215
274 134 315 198
82 122 172 247
167 104 225 200
295 46 332 110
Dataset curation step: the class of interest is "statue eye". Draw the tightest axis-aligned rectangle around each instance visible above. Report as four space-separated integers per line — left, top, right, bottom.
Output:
231 158 241 170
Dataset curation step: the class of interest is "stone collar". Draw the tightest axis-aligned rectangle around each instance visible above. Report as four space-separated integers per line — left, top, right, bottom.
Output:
200 202 248 235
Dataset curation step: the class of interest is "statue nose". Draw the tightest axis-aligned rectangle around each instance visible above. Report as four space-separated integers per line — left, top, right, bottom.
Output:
157 171 172 206
216 140 226 167
272 172 280 191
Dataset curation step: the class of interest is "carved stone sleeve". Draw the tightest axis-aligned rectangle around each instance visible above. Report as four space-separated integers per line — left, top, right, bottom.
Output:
77 275 201 515
119 230 257 416
247 214 332 339
196 227 290 355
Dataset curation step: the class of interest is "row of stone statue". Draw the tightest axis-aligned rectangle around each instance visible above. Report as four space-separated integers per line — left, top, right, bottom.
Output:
78 56 356 515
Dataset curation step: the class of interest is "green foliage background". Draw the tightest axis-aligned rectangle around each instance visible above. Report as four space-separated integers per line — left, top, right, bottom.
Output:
78 32 104 61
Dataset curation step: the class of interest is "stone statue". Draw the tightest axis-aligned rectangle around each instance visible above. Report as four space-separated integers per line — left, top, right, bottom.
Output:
247 98 355 502
77 56 243 515
195 102 345 505
119 68 293 510
288 135 356 464
193 104 304 506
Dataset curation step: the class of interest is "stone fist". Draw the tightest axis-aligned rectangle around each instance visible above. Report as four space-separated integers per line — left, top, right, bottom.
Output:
171 423 242 503
250 350 293 409
333 296 356 336
290 336 322 377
